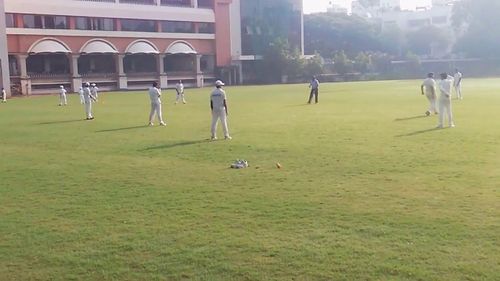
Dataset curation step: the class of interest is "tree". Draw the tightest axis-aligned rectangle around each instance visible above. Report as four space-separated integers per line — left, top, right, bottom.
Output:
304 13 383 57
452 0 500 58
354 52 372 73
333 51 353 74
378 25 405 56
405 25 451 57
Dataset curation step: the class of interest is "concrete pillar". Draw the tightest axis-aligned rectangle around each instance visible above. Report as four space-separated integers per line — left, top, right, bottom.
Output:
157 54 168 89
0 0 12 97
195 54 203 88
116 54 127 90
69 54 82 92
17 55 30 95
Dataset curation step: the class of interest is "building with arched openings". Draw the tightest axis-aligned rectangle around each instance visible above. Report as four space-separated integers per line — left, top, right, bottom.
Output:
1 0 304 96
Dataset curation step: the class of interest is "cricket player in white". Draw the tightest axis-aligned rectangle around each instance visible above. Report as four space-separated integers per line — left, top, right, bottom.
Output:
148 82 166 126
83 82 97 120
78 87 85 104
421 73 438 116
175 80 186 104
91 83 99 102
59 85 67 106
437 73 455 128
453 69 463 99
210 80 231 140
1 88 6 103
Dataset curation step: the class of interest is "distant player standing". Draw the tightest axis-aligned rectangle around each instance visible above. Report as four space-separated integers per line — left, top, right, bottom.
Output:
421 73 438 116
78 87 85 104
210 80 231 140
83 82 97 120
91 83 99 102
1 88 6 103
59 85 67 106
175 80 186 104
148 82 166 126
453 69 463 99
308 76 320 104
437 73 455 128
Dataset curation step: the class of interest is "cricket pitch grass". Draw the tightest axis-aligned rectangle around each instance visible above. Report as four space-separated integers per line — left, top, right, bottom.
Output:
0 79 499 280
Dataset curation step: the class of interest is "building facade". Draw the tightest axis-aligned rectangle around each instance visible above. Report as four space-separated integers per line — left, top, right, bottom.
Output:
2 0 304 95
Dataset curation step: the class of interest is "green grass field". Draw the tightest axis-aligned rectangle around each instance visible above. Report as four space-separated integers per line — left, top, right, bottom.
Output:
0 79 499 281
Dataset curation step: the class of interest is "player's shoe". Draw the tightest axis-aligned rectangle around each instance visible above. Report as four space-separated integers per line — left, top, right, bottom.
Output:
148 122 154 126
225 136 232 140
160 122 166 126
425 111 431 116
436 125 443 129
210 136 217 141
449 124 455 128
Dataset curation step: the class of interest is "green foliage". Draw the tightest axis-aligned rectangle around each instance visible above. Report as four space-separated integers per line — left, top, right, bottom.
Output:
405 25 451 56
354 52 373 73
453 0 500 58
333 50 354 74
304 13 383 57
1 81 500 280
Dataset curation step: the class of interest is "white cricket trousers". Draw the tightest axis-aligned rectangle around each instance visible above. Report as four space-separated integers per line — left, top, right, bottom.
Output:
211 108 229 138
425 93 437 113
176 92 186 103
85 101 93 119
59 94 67 105
79 94 85 104
455 84 462 99
149 103 164 123
438 97 454 127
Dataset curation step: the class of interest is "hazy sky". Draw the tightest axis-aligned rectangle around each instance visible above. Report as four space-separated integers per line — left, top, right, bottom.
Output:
303 0 433 14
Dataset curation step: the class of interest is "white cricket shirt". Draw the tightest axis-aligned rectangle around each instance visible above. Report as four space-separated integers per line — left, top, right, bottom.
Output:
211 88 226 109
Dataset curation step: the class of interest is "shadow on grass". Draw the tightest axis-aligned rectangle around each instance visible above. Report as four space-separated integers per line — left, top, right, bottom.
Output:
96 125 149 133
394 115 427 121
143 139 209 151
396 127 447 137
39 119 85 125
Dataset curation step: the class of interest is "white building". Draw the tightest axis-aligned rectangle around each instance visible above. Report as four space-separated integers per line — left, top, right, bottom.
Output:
0 0 10 96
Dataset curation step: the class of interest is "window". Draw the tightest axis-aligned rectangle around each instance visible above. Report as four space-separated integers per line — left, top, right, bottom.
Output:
121 19 156 32
5 13 16 28
161 0 191 7
161 21 194 33
198 0 213 8
22 15 67 29
76 17 115 31
198 22 214 34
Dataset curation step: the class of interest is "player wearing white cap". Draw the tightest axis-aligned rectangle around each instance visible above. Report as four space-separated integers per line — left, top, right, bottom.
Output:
78 87 85 104
421 73 438 116
210 80 231 140
175 80 186 104
437 73 455 128
83 82 97 120
58 85 67 106
148 82 166 126
90 83 99 102
453 69 463 100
